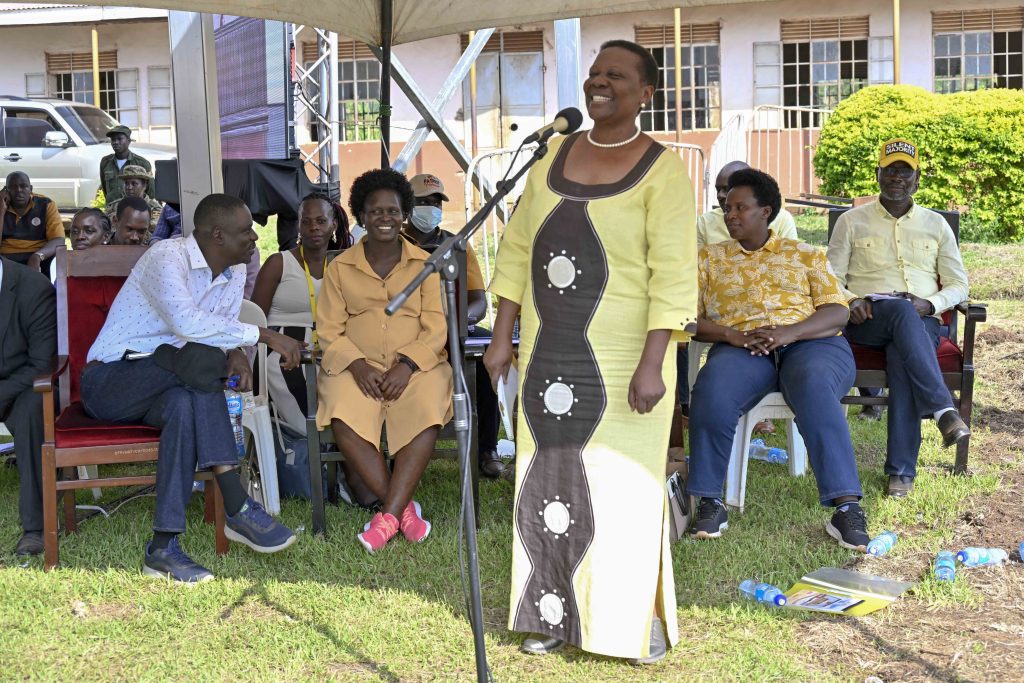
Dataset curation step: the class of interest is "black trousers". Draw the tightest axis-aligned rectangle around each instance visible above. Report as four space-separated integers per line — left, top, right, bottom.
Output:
2 387 44 533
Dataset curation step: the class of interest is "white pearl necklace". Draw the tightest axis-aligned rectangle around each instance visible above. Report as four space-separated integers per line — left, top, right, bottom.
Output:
586 127 640 149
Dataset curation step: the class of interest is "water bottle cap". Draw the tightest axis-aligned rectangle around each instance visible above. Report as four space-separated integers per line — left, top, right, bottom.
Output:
773 595 787 606
956 550 967 562
226 374 240 389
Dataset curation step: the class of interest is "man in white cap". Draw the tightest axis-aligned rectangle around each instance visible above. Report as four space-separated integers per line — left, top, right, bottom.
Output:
827 138 971 498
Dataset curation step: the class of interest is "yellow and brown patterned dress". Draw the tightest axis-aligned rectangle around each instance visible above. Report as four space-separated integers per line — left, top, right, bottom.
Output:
490 131 697 659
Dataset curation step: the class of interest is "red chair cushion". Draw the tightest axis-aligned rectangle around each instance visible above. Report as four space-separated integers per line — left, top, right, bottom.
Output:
66 276 127 404
848 338 963 374
55 401 161 449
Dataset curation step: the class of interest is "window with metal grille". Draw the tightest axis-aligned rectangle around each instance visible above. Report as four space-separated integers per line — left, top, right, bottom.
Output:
754 17 891 128
634 24 721 132
302 40 380 141
44 51 139 128
933 9 1024 93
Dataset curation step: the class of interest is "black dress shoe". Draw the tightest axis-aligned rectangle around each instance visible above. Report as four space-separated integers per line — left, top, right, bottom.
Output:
937 411 971 448
887 475 914 498
520 633 565 655
15 531 43 557
479 450 505 479
858 405 884 421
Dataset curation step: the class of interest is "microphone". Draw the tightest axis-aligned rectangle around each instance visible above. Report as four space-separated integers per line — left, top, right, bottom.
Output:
522 107 583 145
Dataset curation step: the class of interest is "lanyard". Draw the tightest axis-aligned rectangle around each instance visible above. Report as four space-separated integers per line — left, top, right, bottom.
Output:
299 245 324 347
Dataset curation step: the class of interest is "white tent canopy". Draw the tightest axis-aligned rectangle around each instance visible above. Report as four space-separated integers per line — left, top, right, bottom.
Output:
89 0 773 44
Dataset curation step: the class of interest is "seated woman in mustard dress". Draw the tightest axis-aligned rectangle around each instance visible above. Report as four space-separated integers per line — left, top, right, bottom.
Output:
316 169 453 553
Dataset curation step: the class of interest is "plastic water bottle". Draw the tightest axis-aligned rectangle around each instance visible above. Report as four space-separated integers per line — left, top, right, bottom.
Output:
748 438 788 464
866 531 898 557
934 550 956 582
225 376 245 459
1019 542 1024 562
957 547 1008 568
738 579 787 607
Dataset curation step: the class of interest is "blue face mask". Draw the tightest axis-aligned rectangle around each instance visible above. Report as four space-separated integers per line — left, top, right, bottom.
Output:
410 205 442 233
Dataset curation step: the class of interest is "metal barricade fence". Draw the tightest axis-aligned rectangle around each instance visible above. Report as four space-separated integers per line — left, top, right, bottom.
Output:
746 105 832 200
464 145 536 327
661 142 708 220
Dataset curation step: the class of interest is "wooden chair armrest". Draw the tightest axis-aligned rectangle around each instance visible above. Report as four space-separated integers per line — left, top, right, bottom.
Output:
955 301 987 323
33 355 69 393
957 302 986 367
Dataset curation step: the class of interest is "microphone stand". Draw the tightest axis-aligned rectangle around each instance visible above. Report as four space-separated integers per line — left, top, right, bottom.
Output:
386 139 550 683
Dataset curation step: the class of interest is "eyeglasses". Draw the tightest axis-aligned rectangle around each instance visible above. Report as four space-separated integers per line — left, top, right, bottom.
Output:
880 166 916 179
365 208 403 218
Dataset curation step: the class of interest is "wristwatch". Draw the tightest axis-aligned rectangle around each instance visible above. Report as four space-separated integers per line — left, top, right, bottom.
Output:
397 355 419 373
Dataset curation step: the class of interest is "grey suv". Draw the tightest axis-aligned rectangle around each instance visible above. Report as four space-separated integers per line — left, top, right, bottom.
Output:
0 97 175 211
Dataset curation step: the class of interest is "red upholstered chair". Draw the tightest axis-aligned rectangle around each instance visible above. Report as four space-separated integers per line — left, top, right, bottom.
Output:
34 246 227 570
827 209 986 473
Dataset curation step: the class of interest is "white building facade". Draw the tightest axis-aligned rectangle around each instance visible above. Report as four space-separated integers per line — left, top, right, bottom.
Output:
1 1 1021 202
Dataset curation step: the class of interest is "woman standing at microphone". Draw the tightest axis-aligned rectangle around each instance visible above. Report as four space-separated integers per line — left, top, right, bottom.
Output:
484 40 697 664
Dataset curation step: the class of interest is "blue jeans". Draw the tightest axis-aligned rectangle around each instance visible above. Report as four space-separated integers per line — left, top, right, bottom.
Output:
79 358 238 534
687 336 862 506
843 298 950 478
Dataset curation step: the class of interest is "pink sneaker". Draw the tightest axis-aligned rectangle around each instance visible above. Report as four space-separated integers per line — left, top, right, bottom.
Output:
400 500 431 543
357 512 399 554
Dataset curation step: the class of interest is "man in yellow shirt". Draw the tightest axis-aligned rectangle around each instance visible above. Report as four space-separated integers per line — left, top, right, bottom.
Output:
696 160 798 248
827 139 971 498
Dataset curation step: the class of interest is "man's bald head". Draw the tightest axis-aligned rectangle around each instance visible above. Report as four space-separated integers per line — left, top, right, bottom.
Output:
6 171 29 187
715 161 752 209
193 193 249 238
5 171 32 209
192 193 256 269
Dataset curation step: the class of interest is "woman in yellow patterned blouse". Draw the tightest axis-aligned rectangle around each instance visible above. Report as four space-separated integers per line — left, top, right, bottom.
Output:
687 169 871 552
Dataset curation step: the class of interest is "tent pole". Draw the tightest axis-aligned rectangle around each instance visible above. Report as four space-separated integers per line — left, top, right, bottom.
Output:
91 27 101 109
380 0 393 167
893 0 901 84
673 8 683 143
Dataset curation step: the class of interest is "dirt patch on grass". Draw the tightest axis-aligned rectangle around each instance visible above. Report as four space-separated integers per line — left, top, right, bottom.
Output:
70 600 142 620
799 463 1024 683
977 326 1024 346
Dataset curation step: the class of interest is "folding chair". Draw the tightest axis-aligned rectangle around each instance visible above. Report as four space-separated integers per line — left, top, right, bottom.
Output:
688 340 808 512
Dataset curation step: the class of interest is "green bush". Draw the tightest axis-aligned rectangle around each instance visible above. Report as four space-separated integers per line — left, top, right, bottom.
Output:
814 85 1024 243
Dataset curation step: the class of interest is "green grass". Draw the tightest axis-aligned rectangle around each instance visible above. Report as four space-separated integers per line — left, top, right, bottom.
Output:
0 412 1007 682
0 218 1019 681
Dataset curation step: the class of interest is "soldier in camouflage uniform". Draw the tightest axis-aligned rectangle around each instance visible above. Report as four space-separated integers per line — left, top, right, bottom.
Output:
105 165 162 243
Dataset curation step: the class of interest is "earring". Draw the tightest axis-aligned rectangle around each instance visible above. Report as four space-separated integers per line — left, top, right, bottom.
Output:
640 102 647 109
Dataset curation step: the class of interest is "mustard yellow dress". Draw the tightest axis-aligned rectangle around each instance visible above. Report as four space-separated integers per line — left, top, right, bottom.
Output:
316 237 453 451
489 132 698 659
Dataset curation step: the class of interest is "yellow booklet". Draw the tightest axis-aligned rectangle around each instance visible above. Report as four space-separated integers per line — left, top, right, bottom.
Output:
785 568 912 616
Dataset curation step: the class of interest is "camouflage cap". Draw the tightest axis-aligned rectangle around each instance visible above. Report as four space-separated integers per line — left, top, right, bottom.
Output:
119 165 154 181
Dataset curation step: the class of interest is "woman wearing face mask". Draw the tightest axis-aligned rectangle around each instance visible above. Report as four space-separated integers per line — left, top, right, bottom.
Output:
402 174 506 479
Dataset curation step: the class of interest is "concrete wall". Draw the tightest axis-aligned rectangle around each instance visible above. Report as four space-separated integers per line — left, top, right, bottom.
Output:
0 19 173 144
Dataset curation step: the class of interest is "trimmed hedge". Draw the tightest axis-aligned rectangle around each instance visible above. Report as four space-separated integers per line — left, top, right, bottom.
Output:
813 85 1024 243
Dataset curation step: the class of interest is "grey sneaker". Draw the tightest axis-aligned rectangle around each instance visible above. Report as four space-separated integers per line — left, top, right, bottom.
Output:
629 617 667 665
225 498 296 553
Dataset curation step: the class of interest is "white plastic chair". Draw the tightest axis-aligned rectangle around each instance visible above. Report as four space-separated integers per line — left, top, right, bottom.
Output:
238 300 281 515
687 340 807 513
